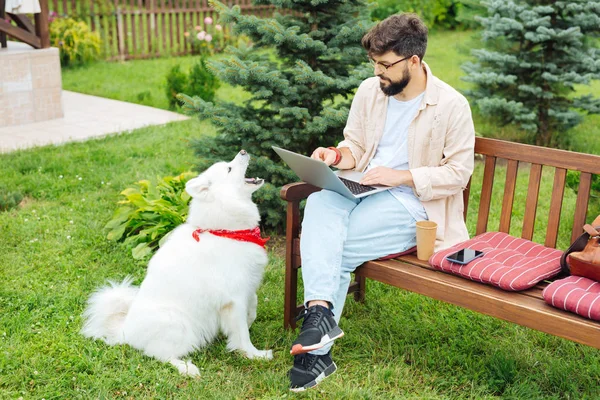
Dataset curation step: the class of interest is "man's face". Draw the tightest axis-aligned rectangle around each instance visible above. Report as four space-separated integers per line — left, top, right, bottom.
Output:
370 52 412 97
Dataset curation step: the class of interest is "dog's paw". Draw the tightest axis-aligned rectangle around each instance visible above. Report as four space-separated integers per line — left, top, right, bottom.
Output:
247 349 273 360
170 359 201 377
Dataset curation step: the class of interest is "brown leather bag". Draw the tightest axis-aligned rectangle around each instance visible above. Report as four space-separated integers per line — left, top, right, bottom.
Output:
561 215 600 281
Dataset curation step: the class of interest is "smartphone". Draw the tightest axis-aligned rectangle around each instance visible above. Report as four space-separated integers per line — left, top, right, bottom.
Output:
445 248 484 264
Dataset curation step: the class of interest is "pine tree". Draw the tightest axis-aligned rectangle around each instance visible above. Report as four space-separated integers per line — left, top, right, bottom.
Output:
462 0 600 147
179 0 372 230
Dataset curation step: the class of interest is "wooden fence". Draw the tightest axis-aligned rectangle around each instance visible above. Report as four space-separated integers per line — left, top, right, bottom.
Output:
48 0 274 60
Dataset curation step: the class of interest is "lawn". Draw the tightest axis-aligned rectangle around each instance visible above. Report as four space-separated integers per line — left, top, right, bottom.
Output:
61 54 250 112
2 27 600 399
1 117 600 398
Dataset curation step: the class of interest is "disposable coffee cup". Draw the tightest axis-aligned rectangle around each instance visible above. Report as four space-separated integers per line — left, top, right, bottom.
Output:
416 220 437 261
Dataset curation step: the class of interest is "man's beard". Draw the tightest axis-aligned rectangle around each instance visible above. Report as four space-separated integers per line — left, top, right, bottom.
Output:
379 68 411 96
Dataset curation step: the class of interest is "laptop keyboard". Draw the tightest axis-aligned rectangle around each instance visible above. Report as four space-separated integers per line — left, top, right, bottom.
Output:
338 177 377 195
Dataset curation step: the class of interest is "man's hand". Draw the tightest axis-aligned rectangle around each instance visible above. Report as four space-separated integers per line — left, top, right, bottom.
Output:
360 167 414 187
311 147 338 166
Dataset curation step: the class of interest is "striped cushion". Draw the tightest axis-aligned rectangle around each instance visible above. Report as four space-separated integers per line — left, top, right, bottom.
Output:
543 276 600 321
429 232 563 291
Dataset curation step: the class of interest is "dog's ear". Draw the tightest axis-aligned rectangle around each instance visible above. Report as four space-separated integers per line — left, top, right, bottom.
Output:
185 176 210 199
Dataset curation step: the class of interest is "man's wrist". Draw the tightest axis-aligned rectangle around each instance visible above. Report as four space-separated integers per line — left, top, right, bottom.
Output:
327 147 342 166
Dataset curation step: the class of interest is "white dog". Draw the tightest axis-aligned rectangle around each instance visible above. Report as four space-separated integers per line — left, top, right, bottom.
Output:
81 150 272 376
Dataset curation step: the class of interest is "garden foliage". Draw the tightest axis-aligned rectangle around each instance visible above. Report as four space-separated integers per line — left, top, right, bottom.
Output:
165 59 220 109
179 0 373 230
49 18 101 67
370 0 464 30
462 0 600 147
105 172 195 259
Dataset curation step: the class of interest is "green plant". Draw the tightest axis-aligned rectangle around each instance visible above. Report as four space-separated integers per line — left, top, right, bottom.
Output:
165 65 188 110
49 17 101 67
165 59 220 109
184 16 231 56
187 57 220 103
0 189 23 212
370 0 463 30
105 171 196 259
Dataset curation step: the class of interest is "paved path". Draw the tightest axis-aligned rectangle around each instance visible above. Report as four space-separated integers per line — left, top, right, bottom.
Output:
0 91 189 153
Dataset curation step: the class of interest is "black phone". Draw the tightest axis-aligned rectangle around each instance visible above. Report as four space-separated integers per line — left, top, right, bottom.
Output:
445 248 484 264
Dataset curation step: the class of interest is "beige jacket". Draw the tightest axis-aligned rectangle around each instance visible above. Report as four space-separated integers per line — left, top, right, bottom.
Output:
337 62 475 251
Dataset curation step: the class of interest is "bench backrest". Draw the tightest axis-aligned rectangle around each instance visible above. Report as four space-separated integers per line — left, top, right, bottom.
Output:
465 138 600 249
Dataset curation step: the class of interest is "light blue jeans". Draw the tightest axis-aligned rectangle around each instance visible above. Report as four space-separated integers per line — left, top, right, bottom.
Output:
300 189 417 355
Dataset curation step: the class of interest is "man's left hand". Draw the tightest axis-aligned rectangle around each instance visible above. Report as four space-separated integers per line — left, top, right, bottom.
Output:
360 167 413 187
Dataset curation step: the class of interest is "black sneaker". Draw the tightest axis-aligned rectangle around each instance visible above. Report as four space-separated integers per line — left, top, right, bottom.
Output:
290 304 344 355
289 352 337 392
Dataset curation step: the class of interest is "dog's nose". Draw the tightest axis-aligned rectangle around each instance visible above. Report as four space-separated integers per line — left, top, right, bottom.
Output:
240 149 247 155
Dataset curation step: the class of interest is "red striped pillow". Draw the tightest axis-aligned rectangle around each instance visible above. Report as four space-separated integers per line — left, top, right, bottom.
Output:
429 232 563 291
542 276 600 321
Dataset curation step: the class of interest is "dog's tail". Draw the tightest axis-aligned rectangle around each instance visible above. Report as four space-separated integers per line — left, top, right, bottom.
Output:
81 276 138 345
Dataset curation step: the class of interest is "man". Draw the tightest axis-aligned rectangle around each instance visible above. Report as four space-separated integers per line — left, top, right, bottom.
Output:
287 13 475 391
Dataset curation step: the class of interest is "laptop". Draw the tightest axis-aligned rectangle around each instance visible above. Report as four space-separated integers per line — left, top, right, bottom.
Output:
272 146 390 200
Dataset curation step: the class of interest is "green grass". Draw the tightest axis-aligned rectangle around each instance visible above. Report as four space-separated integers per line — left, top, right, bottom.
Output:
62 55 249 111
1 119 600 398
5 27 599 398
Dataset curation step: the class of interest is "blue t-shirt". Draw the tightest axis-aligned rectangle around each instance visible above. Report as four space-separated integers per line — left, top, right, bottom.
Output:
367 93 428 221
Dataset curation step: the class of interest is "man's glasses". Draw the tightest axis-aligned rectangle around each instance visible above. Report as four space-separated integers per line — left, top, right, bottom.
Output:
369 55 412 71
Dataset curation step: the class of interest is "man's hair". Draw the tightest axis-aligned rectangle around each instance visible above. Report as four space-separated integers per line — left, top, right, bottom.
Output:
361 13 428 62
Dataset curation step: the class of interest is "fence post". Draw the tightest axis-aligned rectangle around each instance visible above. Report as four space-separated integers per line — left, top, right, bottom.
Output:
116 6 125 60
149 0 155 56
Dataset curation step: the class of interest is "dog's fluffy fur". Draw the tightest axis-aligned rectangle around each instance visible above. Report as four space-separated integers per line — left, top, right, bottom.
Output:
81 151 272 376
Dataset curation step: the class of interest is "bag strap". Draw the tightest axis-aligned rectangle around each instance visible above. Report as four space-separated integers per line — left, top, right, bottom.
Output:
560 232 590 274
583 224 600 237
560 214 600 274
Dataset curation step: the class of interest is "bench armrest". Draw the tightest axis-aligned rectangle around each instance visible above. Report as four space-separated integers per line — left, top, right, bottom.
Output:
280 182 321 202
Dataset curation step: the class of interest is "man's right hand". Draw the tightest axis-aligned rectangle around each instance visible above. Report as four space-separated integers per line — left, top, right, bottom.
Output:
311 147 338 166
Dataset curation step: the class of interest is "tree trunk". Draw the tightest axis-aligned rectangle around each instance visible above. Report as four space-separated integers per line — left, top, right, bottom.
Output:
537 105 552 147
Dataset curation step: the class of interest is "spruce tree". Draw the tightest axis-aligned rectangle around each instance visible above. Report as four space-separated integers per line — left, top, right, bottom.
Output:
461 0 600 147
179 0 372 230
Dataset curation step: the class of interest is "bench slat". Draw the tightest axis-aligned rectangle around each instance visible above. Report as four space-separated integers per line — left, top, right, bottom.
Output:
545 168 567 248
476 137 600 175
572 172 592 242
356 257 600 349
499 159 519 233
476 156 496 235
522 163 543 240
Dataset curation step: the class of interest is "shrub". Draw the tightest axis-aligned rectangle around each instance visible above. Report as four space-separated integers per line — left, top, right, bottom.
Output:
0 189 23 212
370 0 463 30
49 17 101 67
187 58 220 103
105 172 195 259
184 16 231 56
165 65 189 110
165 58 220 110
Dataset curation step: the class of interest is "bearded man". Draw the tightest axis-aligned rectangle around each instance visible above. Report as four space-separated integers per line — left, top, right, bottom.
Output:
287 13 476 391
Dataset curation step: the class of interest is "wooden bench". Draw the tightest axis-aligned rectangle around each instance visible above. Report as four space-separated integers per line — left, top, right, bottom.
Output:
280 137 600 349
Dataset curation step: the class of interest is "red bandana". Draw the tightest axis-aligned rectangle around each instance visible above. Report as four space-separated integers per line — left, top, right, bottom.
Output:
192 226 270 248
